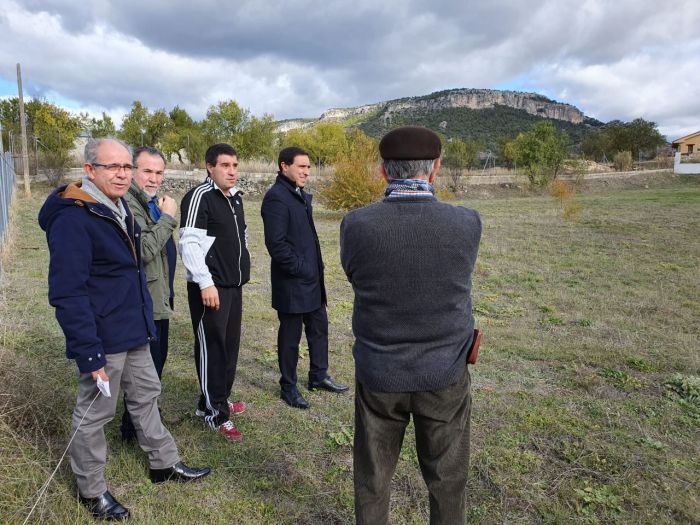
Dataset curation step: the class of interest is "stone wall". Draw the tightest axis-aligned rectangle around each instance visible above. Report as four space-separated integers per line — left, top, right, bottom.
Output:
161 171 277 196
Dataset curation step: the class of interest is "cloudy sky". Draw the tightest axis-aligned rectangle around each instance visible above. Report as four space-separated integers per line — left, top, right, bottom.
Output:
1 0 698 139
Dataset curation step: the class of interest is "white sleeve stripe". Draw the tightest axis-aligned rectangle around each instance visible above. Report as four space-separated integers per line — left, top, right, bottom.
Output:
184 183 211 229
179 226 214 287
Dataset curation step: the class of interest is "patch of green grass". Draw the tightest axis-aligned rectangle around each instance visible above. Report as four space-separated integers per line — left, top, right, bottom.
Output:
626 357 655 372
543 315 565 325
574 483 624 518
326 426 353 449
638 436 667 451
600 368 643 389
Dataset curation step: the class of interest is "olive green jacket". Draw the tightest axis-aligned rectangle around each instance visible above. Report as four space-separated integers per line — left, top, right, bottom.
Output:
124 184 177 320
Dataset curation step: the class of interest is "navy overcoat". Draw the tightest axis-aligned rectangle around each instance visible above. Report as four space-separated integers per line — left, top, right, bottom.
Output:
261 174 326 314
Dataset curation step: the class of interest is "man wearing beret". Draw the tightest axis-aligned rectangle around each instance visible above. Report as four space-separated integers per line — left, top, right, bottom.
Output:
340 126 482 524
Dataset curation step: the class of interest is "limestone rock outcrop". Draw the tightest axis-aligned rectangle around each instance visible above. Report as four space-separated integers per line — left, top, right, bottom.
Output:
322 89 583 124
279 88 584 132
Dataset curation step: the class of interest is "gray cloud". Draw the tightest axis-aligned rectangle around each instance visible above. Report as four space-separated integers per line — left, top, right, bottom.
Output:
2 0 699 138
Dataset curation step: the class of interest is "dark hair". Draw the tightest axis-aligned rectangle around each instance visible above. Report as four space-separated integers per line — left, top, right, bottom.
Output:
133 146 166 166
278 146 309 171
205 143 237 173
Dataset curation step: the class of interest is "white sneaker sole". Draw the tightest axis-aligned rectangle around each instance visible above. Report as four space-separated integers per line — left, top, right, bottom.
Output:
195 404 246 418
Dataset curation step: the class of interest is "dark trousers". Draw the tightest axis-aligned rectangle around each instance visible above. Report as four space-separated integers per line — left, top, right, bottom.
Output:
354 366 472 525
120 319 169 438
277 306 329 391
187 282 242 427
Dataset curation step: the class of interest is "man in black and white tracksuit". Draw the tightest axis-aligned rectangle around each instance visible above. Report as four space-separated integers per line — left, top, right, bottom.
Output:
179 143 251 441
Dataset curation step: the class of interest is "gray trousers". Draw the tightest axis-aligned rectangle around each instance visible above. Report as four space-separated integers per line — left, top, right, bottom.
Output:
354 366 472 525
70 345 180 497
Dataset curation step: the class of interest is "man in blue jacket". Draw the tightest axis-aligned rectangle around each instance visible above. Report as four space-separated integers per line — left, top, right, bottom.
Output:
261 146 348 409
39 137 209 521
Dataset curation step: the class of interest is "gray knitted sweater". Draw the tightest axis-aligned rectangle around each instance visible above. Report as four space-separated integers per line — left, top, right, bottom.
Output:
340 196 481 392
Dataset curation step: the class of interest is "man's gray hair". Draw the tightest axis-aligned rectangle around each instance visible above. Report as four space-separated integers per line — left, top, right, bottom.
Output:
383 158 437 180
133 146 166 166
84 137 131 164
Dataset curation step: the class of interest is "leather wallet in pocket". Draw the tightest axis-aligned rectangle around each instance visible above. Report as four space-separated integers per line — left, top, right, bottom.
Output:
467 329 483 365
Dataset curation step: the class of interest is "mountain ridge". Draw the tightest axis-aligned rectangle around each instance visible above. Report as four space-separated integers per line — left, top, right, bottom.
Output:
277 88 589 132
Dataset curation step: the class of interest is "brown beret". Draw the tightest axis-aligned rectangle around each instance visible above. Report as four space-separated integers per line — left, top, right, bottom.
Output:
379 126 442 160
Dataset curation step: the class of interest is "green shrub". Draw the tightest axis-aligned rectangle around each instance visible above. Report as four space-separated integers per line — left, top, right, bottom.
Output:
42 150 71 187
318 131 384 211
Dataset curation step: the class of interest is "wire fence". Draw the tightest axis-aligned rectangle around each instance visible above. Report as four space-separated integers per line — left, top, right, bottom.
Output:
0 150 17 257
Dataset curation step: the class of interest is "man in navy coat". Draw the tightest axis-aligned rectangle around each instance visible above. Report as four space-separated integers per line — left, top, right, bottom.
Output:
261 146 348 408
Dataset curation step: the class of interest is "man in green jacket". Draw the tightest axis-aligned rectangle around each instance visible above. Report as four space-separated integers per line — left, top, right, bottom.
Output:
120 146 178 442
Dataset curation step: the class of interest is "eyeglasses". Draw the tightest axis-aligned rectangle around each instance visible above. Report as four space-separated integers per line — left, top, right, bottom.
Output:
92 163 134 174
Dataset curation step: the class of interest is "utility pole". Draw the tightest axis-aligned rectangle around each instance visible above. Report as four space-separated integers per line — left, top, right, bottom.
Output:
34 137 39 175
17 63 31 196
0 122 5 180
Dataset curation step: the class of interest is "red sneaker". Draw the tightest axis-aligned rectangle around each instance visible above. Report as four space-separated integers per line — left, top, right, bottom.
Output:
195 401 247 418
217 420 242 441
228 400 247 416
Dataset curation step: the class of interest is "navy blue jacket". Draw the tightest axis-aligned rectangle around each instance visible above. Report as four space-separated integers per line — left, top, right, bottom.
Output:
38 182 156 373
261 174 326 313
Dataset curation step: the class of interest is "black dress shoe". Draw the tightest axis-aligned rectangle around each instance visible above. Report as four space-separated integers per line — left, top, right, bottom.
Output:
79 490 130 521
149 462 211 484
308 376 349 393
280 388 310 409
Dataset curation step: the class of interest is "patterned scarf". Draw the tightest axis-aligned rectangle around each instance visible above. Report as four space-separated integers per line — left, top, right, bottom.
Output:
384 178 436 200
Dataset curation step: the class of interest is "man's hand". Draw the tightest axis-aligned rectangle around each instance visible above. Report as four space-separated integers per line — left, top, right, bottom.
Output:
158 195 177 216
91 367 109 381
201 285 220 310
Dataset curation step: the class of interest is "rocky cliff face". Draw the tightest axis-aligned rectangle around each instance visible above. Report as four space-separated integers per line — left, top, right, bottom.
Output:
319 103 384 121
276 119 317 133
319 88 584 124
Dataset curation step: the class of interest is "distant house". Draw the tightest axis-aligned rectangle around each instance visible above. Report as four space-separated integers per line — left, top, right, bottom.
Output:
672 130 700 174
671 130 700 155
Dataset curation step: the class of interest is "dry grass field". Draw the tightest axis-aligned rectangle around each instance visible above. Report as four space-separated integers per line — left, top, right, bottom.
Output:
1 175 698 524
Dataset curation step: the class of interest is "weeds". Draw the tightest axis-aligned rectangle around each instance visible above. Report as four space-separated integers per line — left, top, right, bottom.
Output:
600 368 642 389
550 179 581 222
665 374 700 403
326 427 353 449
574 484 623 518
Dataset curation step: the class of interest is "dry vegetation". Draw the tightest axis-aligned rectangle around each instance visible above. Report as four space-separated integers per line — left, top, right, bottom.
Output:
1 175 699 524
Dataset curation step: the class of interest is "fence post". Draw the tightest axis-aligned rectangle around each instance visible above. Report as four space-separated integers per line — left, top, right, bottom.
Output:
0 122 4 181
17 63 31 196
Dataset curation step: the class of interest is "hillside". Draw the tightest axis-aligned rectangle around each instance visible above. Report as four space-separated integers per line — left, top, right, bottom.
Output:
279 88 604 148
358 104 601 149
